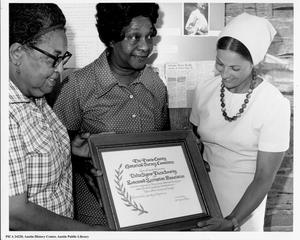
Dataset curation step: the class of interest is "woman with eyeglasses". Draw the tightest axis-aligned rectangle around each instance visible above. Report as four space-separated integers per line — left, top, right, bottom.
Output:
53 3 170 227
9 3 108 230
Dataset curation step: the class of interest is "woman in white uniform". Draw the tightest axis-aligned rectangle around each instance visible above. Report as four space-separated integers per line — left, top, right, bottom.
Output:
190 13 290 231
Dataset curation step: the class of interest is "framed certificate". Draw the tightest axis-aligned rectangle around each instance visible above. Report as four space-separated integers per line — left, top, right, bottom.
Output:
88 130 222 230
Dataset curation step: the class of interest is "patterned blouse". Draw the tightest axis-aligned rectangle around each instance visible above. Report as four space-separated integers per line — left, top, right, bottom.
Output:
9 81 73 218
53 49 169 134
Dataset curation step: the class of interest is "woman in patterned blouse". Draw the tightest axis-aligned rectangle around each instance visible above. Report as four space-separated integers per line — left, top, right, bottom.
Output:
9 3 108 230
53 3 170 227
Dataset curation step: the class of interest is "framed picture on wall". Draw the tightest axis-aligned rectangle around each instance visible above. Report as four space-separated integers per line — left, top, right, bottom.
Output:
184 2 209 36
88 130 222 230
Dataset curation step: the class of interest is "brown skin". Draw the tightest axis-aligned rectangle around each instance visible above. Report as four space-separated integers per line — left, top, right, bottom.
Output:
109 16 155 85
9 30 109 231
193 150 284 231
10 29 67 98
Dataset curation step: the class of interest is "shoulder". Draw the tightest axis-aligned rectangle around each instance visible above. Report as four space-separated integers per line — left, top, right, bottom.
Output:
144 65 166 89
69 50 108 81
9 108 20 127
257 80 290 106
9 102 29 126
254 80 290 122
62 52 109 94
140 65 167 101
144 65 164 79
70 57 101 82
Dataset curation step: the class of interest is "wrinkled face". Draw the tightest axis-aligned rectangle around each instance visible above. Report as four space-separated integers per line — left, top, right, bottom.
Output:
19 29 68 97
215 49 253 93
111 16 155 70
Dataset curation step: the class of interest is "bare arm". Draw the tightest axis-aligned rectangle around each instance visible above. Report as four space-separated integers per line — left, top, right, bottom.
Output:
9 193 109 231
228 151 284 223
195 151 285 230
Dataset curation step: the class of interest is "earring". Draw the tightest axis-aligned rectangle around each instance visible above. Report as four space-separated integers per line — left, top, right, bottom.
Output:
15 62 21 74
252 69 257 81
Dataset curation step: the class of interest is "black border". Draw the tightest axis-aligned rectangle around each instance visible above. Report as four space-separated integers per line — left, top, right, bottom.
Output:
88 130 222 230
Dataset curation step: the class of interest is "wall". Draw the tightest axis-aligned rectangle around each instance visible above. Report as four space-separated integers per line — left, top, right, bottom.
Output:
154 3 224 64
58 2 224 68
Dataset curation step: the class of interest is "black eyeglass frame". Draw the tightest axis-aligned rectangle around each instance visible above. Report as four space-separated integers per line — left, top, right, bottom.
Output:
28 45 72 68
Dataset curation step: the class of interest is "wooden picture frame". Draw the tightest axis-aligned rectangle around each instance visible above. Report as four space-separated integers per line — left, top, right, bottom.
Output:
88 130 222 231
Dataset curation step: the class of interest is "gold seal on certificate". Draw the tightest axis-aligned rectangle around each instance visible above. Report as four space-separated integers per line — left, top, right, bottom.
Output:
89 130 222 230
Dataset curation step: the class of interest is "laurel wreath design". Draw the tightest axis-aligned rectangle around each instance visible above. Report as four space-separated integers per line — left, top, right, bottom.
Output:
114 164 148 215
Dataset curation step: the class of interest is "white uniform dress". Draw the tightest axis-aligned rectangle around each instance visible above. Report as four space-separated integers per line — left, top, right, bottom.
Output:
190 75 290 231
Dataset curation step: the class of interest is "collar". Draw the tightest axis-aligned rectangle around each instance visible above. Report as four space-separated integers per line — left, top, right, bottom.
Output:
9 80 31 104
94 49 158 98
9 80 46 107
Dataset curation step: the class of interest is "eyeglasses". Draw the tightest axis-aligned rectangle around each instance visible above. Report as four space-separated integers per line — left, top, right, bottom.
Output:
29 45 72 68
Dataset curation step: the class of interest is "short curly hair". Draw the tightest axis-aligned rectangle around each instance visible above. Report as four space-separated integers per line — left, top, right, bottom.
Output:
95 3 159 48
9 3 66 46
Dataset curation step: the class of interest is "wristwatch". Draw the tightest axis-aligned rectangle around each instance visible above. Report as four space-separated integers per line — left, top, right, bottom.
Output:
225 216 241 231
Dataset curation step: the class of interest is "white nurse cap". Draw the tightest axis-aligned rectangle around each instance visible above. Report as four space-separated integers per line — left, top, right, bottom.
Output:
218 12 276 65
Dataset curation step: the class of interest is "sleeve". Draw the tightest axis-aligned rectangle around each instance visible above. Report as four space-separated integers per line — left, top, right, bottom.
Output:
258 96 291 152
9 115 27 196
53 72 82 131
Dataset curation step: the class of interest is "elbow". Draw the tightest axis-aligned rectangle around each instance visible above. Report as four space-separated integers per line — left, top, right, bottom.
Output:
9 194 30 230
9 213 23 231
252 173 276 193
9 206 25 230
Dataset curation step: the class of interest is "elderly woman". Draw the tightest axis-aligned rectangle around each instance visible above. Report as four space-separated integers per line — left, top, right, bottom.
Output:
9 3 108 230
190 13 290 231
53 3 169 226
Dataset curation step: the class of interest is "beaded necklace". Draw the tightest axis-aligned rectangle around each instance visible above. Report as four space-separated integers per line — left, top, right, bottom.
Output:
220 75 256 122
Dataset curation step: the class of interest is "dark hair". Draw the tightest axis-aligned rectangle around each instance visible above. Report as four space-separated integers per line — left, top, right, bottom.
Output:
9 3 66 46
95 3 159 48
217 37 253 64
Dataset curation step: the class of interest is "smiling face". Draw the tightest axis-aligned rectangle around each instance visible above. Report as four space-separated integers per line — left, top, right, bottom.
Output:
110 16 155 71
215 49 253 93
16 29 68 98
